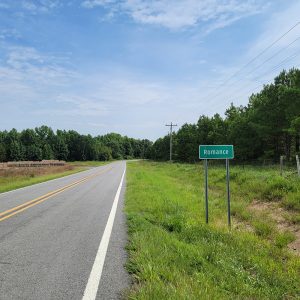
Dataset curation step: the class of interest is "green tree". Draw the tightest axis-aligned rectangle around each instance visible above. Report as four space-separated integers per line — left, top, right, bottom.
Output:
98 145 112 161
9 140 24 161
0 143 7 162
26 145 43 161
150 135 170 161
176 124 198 162
42 144 54 159
53 136 69 161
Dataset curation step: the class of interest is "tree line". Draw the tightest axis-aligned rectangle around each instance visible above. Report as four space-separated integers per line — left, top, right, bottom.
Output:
150 68 300 162
0 127 152 162
1 68 299 164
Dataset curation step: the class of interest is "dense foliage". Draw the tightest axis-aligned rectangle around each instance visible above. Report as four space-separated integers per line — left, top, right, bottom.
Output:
150 68 300 162
0 128 152 162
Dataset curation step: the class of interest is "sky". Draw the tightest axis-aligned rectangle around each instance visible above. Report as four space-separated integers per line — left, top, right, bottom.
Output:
0 0 300 140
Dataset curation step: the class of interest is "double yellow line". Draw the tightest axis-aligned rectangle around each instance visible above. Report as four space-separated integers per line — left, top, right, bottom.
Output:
0 166 112 223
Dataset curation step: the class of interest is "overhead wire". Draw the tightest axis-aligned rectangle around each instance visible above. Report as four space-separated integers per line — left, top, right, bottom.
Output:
218 22 300 85
234 37 300 82
203 21 300 102
223 47 300 102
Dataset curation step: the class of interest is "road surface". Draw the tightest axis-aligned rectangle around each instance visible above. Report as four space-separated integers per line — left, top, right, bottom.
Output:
0 161 129 300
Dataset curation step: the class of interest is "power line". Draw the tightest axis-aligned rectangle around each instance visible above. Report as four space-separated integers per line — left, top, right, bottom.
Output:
232 56 298 102
223 48 300 102
204 21 300 101
231 62 300 105
234 37 300 83
221 21 300 84
254 49 300 79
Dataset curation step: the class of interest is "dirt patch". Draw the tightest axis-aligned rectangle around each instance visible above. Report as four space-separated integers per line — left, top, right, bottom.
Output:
249 200 300 255
288 231 300 253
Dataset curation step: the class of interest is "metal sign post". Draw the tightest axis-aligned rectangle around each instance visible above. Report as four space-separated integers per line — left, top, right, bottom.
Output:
204 159 208 224
199 145 234 228
226 158 231 227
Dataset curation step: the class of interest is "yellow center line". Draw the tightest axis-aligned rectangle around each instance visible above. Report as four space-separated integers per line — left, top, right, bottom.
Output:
0 166 113 223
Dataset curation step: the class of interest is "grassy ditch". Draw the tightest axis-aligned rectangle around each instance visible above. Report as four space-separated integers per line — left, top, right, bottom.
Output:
125 161 300 299
0 161 110 193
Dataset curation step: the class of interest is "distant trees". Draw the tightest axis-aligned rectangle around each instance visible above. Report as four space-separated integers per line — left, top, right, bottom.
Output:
246 68 300 160
1 68 298 164
150 136 170 161
150 68 300 162
176 124 198 162
0 126 152 162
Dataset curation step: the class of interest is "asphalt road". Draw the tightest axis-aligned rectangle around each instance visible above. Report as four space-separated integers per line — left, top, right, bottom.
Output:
0 161 129 300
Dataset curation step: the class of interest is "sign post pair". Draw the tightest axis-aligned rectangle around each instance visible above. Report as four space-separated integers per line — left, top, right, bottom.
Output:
199 145 234 228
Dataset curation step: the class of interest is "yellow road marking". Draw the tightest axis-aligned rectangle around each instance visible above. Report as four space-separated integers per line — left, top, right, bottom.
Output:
0 166 112 223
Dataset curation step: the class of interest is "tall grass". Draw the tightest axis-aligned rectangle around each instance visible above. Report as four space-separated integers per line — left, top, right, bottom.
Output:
0 161 111 193
0 165 83 193
125 161 300 299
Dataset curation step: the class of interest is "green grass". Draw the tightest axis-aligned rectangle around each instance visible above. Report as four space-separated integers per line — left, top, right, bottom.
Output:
0 167 85 193
0 161 111 193
125 161 300 299
282 191 300 212
67 160 111 167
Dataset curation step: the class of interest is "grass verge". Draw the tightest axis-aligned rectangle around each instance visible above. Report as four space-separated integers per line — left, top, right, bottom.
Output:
67 161 111 167
0 161 111 193
0 167 84 193
125 161 300 299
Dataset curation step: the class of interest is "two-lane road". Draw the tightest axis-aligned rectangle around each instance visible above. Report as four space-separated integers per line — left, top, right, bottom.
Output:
0 161 129 300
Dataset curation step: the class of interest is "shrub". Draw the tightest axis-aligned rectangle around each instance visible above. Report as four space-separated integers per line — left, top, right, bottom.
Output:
282 192 300 212
262 176 295 201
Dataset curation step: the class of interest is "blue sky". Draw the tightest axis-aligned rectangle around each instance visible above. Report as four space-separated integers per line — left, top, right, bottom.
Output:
0 0 300 140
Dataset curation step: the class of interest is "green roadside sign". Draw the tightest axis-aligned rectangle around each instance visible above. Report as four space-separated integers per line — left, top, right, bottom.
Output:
199 144 234 227
199 145 234 160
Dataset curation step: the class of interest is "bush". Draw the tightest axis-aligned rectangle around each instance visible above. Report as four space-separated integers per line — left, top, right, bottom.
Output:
262 176 295 201
282 192 300 211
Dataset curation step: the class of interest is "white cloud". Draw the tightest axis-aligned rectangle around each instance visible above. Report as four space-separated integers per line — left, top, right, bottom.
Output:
0 29 20 40
1 1 299 139
53 95 109 117
0 0 61 13
6 46 47 67
82 0 266 31
0 43 170 124
0 44 77 110
48 72 171 118
2 46 76 85
218 3 300 85
194 2 300 115
82 0 115 8
21 0 60 13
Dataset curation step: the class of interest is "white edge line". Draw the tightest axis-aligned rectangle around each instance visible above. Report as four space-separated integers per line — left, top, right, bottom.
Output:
82 165 126 300
0 163 114 197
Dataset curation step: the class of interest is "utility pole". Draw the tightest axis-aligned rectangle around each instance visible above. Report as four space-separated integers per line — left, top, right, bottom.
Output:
165 122 177 162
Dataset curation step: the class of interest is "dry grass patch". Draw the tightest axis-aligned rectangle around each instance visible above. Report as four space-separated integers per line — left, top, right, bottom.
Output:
0 165 74 178
0 165 84 193
249 200 300 255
